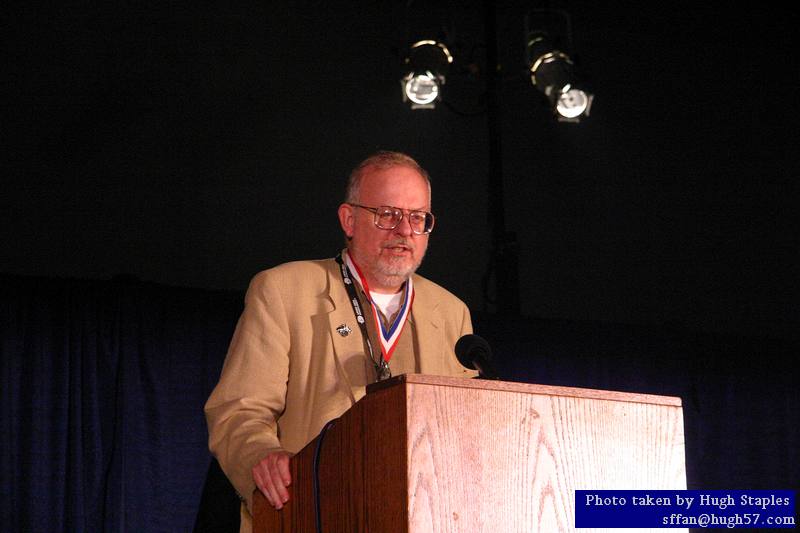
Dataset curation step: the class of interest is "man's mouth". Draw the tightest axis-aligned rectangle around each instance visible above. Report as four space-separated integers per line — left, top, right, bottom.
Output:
384 242 412 254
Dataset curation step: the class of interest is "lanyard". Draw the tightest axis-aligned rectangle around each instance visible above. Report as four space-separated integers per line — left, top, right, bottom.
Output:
335 252 392 381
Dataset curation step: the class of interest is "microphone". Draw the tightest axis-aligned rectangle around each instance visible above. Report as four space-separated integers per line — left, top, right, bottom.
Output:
455 334 499 379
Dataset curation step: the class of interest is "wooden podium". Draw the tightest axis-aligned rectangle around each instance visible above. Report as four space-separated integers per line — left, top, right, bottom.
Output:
253 374 686 532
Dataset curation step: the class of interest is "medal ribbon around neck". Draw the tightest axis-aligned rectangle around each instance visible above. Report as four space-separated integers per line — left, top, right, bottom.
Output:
344 250 414 363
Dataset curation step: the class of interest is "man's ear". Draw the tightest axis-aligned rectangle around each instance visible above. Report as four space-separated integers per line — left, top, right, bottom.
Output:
338 203 355 238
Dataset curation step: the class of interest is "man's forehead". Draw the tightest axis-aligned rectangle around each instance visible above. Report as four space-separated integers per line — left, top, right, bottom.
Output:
360 164 430 196
361 163 423 179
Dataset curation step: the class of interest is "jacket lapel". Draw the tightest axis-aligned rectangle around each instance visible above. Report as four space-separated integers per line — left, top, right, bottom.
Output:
410 277 446 375
324 258 366 400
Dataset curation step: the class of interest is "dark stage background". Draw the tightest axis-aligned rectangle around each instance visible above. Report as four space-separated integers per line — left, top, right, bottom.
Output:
2 1 798 531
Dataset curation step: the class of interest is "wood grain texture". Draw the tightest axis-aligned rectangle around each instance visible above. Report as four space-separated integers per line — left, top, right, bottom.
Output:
404 379 686 532
254 375 687 533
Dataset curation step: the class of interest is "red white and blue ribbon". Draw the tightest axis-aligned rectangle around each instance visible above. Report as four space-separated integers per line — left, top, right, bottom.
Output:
344 250 414 363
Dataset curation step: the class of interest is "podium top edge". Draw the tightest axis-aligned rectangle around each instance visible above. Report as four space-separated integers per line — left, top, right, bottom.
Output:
367 374 683 407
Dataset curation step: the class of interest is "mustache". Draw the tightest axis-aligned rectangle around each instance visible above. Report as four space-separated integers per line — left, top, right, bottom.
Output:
382 240 413 250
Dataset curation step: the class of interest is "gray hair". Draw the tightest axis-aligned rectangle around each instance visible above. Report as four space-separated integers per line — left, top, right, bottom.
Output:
344 151 431 204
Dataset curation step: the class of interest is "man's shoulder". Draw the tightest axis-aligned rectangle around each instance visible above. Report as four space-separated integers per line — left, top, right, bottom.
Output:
249 257 336 288
412 272 467 309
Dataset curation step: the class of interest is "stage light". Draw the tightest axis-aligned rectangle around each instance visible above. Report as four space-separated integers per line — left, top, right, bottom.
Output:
401 40 453 109
527 31 593 122
403 71 439 106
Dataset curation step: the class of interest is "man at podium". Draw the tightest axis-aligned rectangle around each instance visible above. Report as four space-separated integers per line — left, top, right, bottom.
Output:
205 151 476 532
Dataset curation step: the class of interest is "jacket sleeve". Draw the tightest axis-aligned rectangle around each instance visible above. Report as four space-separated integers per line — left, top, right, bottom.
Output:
204 270 289 511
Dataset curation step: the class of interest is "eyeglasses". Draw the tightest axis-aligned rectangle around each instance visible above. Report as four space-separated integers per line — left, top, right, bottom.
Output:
350 204 435 235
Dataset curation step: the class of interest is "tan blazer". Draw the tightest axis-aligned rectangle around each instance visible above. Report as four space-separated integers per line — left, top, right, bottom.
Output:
204 257 475 529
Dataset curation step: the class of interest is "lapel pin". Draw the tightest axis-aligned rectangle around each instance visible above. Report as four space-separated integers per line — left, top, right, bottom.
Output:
336 324 352 337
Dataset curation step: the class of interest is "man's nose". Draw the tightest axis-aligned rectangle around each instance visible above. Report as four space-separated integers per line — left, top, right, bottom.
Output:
393 213 414 236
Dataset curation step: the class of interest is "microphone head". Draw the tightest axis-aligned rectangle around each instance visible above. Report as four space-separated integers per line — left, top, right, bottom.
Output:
455 334 493 370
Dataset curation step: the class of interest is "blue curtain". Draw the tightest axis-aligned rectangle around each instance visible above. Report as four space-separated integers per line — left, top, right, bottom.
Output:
477 313 800 492
2 274 798 532
1 275 241 532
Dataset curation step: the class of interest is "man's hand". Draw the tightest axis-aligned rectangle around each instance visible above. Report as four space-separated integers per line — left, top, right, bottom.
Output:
252 451 292 509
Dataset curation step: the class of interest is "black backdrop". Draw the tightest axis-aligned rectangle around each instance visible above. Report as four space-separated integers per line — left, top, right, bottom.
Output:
2 273 797 532
3 1 798 340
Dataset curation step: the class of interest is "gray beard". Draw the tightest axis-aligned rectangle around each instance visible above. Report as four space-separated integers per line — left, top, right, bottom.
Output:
369 254 423 289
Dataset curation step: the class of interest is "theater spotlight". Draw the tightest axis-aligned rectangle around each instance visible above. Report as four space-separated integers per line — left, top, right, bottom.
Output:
526 31 593 122
401 40 453 109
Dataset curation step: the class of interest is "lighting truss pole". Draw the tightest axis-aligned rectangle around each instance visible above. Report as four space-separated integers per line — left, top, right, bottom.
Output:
483 0 520 316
